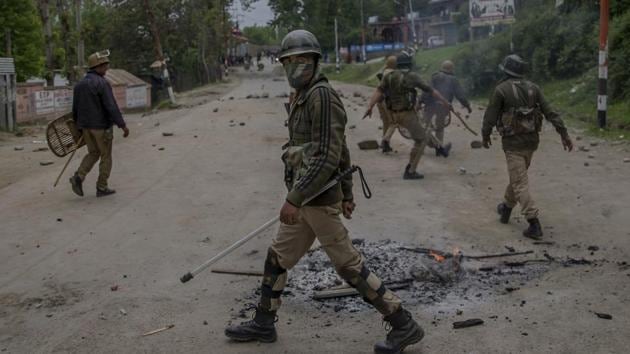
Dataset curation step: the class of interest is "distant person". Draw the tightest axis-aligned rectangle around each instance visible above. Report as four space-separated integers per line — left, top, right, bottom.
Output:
482 54 573 239
421 60 472 156
364 52 451 180
69 50 129 198
375 55 398 153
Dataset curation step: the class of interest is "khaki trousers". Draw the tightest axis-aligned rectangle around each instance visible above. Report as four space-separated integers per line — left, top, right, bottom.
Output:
387 110 427 172
265 203 401 316
504 150 539 219
77 128 113 190
377 102 396 142
424 104 449 148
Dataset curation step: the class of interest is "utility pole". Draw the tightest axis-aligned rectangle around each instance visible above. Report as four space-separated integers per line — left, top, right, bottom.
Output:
408 0 418 49
335 17 340 73
597 0 609 129
360 0 367 64
143 0 176 105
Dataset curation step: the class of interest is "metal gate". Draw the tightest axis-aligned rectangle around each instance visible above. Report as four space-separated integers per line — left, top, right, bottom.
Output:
0 57 17 131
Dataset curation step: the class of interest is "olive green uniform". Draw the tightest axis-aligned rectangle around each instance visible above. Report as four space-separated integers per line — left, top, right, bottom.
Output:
482 78 568 219
378 70 433 172
262 72 401 316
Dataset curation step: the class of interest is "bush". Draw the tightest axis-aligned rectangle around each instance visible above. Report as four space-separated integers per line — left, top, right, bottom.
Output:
609 11 630 100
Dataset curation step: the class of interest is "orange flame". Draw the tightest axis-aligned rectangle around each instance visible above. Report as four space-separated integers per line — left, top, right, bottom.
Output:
429 250 445 262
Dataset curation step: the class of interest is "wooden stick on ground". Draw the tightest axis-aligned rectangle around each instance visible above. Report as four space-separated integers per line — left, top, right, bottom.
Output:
465 250 534 260
141 324 174 337
313 281 412 300
211 268 263 276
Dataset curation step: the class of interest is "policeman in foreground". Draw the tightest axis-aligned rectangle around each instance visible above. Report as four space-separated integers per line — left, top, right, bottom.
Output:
482 54 573 239
69 50 129 197
224 30 425 354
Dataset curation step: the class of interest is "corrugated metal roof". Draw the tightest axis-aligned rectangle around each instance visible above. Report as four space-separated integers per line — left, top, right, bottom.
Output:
105 68 148 87
0 57 16 74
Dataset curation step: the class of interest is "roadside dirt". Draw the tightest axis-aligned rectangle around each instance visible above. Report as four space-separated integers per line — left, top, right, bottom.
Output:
1 63 629 353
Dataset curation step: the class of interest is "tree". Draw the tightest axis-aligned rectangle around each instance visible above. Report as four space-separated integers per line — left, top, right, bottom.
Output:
0 0 44 81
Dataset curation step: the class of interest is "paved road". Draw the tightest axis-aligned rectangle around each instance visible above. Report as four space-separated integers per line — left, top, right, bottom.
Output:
1 64 629 353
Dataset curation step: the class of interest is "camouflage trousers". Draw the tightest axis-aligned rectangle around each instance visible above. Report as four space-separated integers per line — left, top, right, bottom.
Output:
504 150 539 220
260 202 402 316
77 128 113 190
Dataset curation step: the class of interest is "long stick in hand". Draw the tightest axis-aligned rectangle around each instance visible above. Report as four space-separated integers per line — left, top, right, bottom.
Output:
53 137 83 187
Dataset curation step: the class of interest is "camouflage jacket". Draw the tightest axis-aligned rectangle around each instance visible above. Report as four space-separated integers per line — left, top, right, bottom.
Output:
378 70 432 111
283 72 353 207
421 70 470 109
482 77 568 151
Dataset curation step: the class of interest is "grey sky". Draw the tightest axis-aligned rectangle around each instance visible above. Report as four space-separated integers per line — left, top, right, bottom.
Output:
235 0 275 28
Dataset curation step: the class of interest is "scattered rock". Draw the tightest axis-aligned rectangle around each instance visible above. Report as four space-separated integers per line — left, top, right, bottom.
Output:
353 92 363 98
39 161 54 166
578 146 590 152
154 122 160 127
458 167 467 175
584 162 590 167
99 313 107 320
587 154 595 159
456 309 463 315
203 320 208 325
587 245 599 251
348 125 356 130
229 96 234 100
245 249 259 256
595 312 612 320
623 158 630 163
158 147 165 151
470 140 483 149
56 218 63 222
46 314 53 318
162 132 174 137
239 122 245 126
357 140 379 150
120 309 127 316
590 141 599 147
14 146 24 151
261 93 269 99
110 285 119 291
575 136 582 141
33 147 49 152
213 108 219 112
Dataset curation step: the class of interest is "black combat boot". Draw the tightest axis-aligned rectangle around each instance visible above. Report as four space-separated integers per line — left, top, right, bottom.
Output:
225 306 277 343
96 187 116 197
69 173 84 197
403 164 424 180
497 202 512 224
523 218 543 240
374 308 424 354
436 142 452 158
382 140 393 153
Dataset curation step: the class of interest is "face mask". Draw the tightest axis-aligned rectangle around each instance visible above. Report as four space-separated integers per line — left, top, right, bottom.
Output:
284 62 314 89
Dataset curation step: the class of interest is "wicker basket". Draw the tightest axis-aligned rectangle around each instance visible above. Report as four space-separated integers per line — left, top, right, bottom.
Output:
46 113 85 157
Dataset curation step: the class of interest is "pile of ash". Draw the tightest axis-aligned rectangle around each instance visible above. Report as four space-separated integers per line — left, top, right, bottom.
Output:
233 239 550 316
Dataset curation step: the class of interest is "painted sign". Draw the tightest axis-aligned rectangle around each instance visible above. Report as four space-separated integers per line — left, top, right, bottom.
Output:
54 89 73 109
470 0 516 27
33 90 55 114
126 85 147 108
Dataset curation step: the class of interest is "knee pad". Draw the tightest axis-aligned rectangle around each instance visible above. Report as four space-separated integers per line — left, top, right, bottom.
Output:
261 248 287 311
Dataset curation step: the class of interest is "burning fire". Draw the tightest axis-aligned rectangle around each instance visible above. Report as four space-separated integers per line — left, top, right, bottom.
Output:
429 250 446 262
